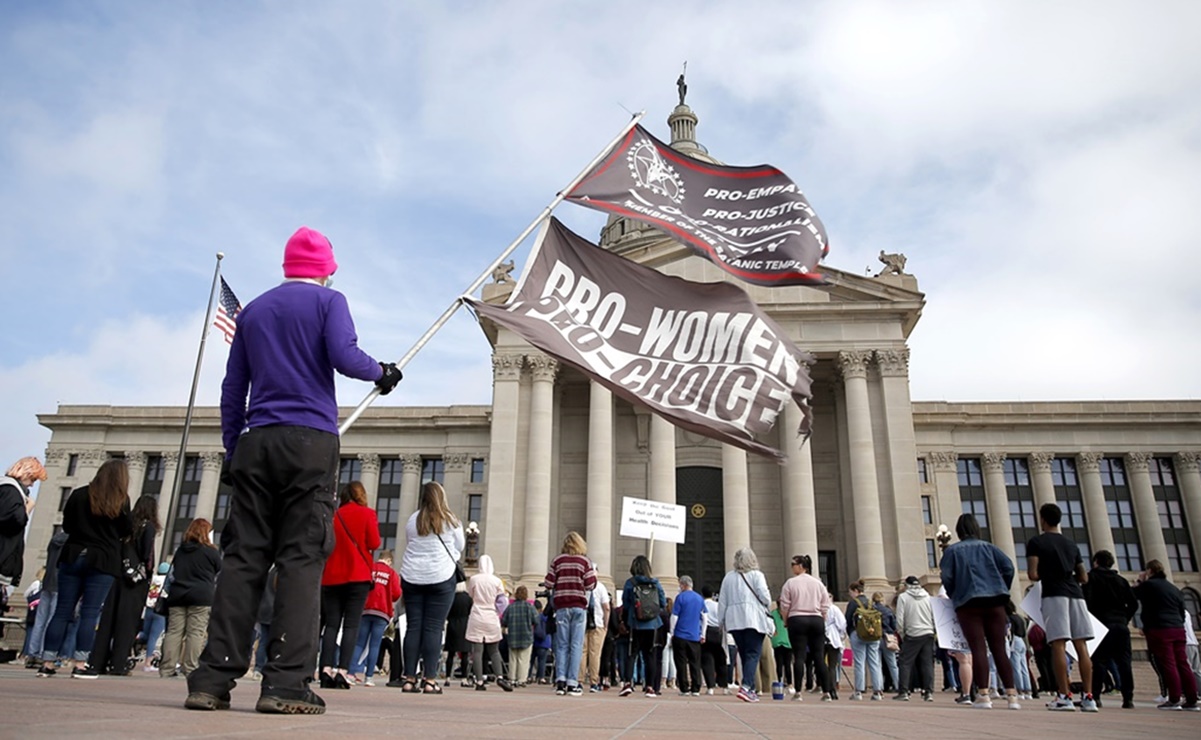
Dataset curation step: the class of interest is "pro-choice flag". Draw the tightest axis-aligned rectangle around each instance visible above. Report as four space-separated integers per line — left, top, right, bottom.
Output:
464 217 813 461
566 124 828 287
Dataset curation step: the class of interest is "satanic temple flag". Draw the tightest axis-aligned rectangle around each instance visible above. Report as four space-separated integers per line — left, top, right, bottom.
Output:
463 217 814 461
565 124 829 287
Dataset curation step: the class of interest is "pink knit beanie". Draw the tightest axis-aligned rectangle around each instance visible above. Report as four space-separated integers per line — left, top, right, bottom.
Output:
282 226 338 278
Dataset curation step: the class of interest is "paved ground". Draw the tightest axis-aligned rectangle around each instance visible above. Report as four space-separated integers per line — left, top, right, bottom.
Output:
0 663 1197 739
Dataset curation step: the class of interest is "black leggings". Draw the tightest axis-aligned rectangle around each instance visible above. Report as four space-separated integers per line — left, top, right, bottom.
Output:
956 603 1014 691
320 581 372 670
787 615 830 694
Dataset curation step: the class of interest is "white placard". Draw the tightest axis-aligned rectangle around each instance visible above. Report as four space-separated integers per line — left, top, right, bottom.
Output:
619 496 687 545
931 596 971 653
1020 581 1108 659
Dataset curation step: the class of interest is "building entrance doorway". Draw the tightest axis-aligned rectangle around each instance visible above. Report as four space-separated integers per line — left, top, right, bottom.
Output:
676 466 725 593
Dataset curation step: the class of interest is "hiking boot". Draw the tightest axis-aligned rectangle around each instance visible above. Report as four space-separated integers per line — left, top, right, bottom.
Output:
185 692 231 711
256 689 326 715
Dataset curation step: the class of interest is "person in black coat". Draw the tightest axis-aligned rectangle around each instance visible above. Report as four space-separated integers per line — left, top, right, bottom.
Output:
0 457 46 588
160 519 222 678
1134 560 1198 709
39 459 133 678
87 494 161 675
1083 549 1138 708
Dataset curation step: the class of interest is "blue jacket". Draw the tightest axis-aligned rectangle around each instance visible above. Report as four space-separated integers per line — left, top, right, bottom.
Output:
940 537 1015 609
622 575 667 631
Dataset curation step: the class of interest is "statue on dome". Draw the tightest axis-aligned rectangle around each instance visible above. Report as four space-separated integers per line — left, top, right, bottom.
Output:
677 69 688 106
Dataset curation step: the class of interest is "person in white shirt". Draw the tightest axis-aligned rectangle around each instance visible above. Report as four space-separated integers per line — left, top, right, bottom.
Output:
578 564 610 692
1186 610 1201 691
825 593 847 700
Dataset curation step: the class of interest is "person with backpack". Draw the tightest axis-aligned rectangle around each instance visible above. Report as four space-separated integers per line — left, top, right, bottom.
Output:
845 581 884 701
940 513 1019 709
619 554 667 697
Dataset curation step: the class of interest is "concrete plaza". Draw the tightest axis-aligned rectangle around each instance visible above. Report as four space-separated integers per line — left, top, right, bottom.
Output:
1 663 1197 739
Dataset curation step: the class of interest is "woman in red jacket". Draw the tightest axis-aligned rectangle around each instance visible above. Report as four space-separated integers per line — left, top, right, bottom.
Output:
319 481 380 689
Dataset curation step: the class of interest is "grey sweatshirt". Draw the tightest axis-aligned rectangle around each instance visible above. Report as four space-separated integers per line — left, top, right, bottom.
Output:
895 583 936 637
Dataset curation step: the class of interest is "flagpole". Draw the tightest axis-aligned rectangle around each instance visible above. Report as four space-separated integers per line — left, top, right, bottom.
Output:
162 252 224 558
339 111 645 435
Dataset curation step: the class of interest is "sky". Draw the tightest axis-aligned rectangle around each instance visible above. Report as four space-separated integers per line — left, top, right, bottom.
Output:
3 1 1199 499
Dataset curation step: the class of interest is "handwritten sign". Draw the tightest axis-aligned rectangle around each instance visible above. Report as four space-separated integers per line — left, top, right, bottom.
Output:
619 496 687 544
931 597 970 653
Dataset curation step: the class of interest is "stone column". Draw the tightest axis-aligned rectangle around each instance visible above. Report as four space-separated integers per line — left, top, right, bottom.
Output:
837 350 887 589
981 453 1017 562
521 355 558 583
1173 452 1201 568
358 453 381 511
929 451 960 537
875 348 925 581
1029 452 1056 510
193 451 224 522
126 450 147 500
587 382 614 582
443 453 469 526
397 454 423 555
649 414 679 591
780 400 818 577
159 451 180 561
484 353 524 579
1127 452 1170 576
1077 453 1115 558
721 443 750 575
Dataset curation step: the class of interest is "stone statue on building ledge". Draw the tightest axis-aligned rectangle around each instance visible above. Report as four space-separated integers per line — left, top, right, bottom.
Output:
464 521 481 567
875 250 908 276
490 260 515 284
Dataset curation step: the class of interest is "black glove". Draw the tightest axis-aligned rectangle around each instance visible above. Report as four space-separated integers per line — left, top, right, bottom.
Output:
376 362 403 395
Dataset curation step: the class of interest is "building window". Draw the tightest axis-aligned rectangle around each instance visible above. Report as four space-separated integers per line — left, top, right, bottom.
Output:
958 458 989 542
58 486 73 512
818 550 838 599
470 458 486 484
66 454 79 477
213 479 234 537
1183 587 1201 628
468 494 483 526
169 455 203 551
1050 457 1090 564
917 458 929 484
421 457 445 484
1100 456 1141 572
1151 457 1196 573
338 457 362 486
1005 458 1039 571
376 457 403 553
143 455 165 498
921 496 933 525
926 539 938 569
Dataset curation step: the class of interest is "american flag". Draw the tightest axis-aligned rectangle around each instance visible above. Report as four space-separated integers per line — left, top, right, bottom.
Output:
213 277 241 345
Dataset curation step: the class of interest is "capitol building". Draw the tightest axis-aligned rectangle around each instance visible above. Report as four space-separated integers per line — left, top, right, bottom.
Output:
24 100 1201 627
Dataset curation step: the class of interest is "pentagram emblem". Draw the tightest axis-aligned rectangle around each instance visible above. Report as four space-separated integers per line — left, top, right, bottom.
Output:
627 139 685 203
690 503 706 518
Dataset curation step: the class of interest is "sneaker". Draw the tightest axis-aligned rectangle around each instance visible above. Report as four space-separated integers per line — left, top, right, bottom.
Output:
1007 697 1022 710
1080 696 1098 713
1154 695 1168 704
1121 699 1135 709
871 691 883 701
893 692 910 701
923 692 935 702
364 677 375 687
1157 700 1182 711
72 665 100 680
707 688 714 696
36 665 57 678
256 689 326 715
247 671 263 682
737 686 759 703
475 682 487 691
821 693 833 702
972 699 993 709
555 682 567 696
1047 695 1076 711
850 691 864 701
1181 701 1200 712
690 691 700 696
791 691 803 701
590 684 601 693
568 685 583 697
723 687 733 695
184 692 231 711
619 683 634 697
955 694 973 705
497 678 514 693
645 689 658 698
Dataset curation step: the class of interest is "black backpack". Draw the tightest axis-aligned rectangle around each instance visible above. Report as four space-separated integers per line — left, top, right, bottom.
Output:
632 581 661 621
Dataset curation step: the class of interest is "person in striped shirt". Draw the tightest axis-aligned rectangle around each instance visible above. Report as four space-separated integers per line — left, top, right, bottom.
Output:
543 532 597 696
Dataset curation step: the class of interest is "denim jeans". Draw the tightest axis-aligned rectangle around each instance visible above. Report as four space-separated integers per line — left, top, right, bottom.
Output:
880 638 899 689
1010 638 1031 692
351 614 389 678
27 591 57 657
402 576 457 679
530 645 550 682
850 632 883 693
142 609 166 658
254 622 270 671
553 606 587 687
42 555 115 662
731 629 763 692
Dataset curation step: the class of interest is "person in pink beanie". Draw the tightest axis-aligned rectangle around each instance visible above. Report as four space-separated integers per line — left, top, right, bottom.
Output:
185 226 402 715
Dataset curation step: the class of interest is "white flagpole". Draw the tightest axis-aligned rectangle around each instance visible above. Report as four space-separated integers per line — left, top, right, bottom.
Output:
339 111 645 435
162 252 224 557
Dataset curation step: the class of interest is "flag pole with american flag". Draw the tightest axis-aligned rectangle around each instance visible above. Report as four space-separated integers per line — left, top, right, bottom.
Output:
213 276 242 344
162 252 229 557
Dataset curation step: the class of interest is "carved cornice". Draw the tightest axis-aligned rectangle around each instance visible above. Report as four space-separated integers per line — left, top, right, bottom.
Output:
982 452 1007 472
874 348 910 377
80 449 106 465
1077 452 1102 472
928 451 958 471
44 449 67 466
401 454 423 473
836 350 872 380
358 453 381 474
163 451 180 465
444 453 469 471
1125 451 1152 472
527 354 560 383
492 353 524 381
124 451 147 469
201 451 224 470
1173 451 1200 473
1029 452 1054 472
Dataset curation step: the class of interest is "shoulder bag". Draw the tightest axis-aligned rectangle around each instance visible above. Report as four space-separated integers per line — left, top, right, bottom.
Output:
435 527 467 583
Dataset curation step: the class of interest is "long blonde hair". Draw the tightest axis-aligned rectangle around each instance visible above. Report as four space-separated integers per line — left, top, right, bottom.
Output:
415 480 459 537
